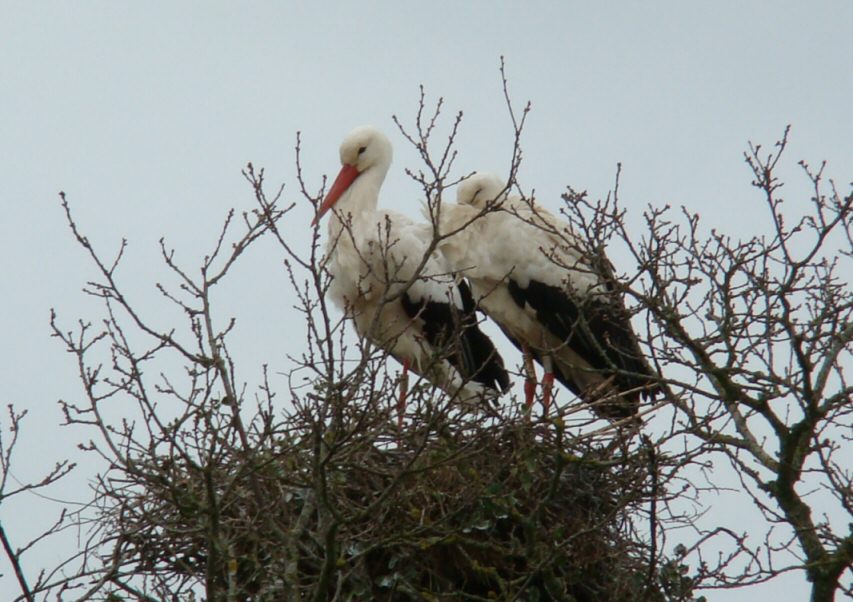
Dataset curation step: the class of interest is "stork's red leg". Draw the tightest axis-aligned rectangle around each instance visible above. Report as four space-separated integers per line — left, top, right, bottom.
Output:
541 355 555 416
397 359 410 429
522 344 537 410
542 371 555 416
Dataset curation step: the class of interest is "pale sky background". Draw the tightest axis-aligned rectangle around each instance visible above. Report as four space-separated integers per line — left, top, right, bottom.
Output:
1 2 851 600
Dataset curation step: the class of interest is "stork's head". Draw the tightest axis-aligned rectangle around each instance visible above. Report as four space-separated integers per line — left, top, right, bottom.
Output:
312 126 393 225
337 126 393 173
456 172 507 209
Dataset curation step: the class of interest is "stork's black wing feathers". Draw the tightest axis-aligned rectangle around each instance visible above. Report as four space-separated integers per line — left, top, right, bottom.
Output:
494 322 582 397
456 280 511 393
507 278 660 405
401 283 509 394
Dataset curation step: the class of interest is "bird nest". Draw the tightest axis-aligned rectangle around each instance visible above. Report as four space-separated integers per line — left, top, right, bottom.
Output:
98 414 688 601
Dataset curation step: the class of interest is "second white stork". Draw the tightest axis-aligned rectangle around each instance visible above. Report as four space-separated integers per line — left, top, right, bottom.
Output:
435 172 660 419
312 129 510 425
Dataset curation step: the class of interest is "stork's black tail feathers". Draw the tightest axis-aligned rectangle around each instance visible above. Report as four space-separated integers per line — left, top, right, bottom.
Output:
401 281 510 395
506 278 661 418
456 280 511 393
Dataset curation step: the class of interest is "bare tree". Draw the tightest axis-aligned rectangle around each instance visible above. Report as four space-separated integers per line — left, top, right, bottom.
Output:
0 406 76 601
4 77 849 602
557 127 852 601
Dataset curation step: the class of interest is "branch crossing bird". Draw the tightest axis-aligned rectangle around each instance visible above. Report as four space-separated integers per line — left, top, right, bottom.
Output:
433 172 661 419
312 129 510 427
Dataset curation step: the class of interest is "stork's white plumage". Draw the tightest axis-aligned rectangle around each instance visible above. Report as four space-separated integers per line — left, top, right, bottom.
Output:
435 172 660 419
313 129 510 424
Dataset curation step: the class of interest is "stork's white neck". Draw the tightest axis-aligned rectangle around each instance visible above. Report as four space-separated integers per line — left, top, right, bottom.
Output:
327 161 389 237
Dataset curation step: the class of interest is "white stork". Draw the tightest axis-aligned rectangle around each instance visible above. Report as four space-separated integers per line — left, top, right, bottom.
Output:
312 129 510 426
434 172 660 419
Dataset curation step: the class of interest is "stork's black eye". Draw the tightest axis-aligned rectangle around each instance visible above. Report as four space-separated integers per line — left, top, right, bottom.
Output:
357 146 367 155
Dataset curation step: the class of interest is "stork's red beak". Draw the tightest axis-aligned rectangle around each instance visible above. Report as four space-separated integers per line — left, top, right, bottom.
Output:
312 163 360 226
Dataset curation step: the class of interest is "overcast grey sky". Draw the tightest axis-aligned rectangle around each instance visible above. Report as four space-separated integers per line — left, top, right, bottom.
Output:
1 2 851 599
